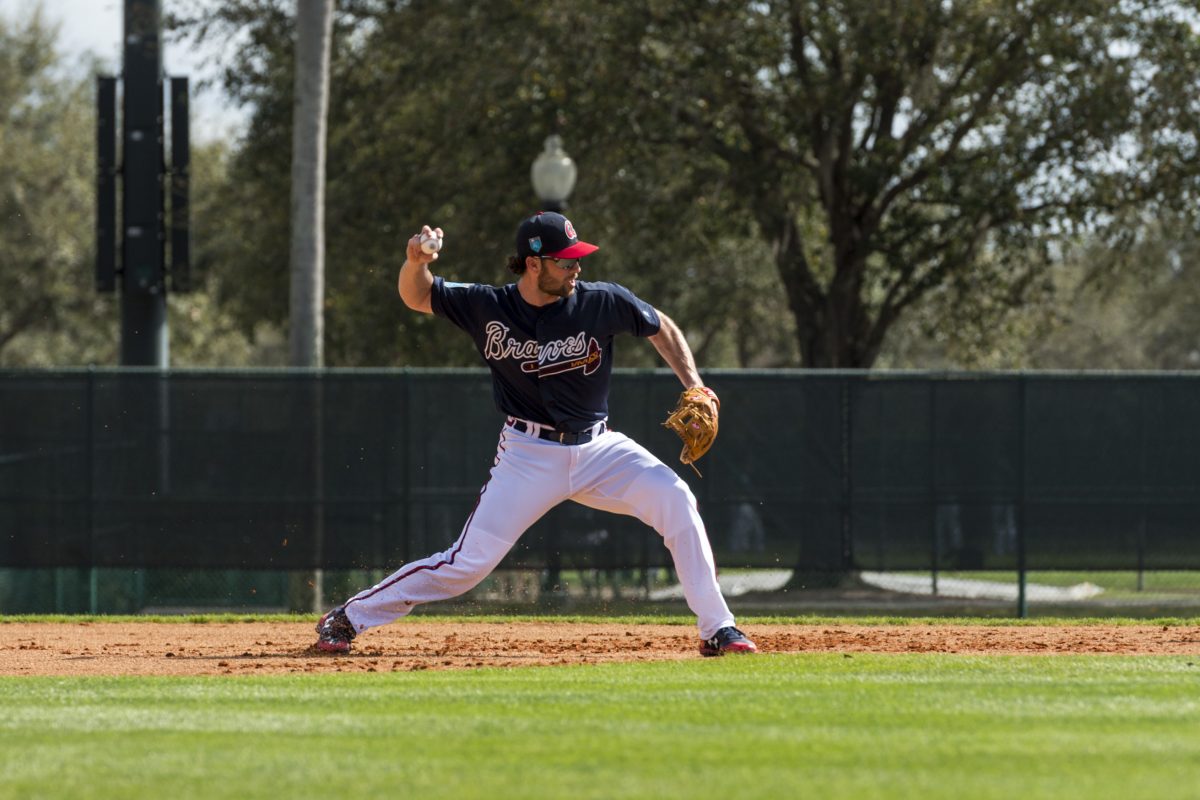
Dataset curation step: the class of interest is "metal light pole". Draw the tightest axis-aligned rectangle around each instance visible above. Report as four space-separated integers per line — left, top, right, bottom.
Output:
530 135 577 213
531 135 577 601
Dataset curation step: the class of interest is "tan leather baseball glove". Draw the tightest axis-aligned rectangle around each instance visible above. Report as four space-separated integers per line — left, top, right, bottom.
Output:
662 387 720 476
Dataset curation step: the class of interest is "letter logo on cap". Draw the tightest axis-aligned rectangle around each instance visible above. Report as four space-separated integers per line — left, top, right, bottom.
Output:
564 220 577 240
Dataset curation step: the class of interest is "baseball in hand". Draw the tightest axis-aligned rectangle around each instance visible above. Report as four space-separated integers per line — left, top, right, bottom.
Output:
419 231 443 255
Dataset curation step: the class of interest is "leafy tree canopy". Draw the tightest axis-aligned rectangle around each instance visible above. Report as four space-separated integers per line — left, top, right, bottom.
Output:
173 0 1200 368
0 9 116 365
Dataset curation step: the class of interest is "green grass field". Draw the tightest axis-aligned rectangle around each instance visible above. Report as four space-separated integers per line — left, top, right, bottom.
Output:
917 570 1200 595
2 651 1198 799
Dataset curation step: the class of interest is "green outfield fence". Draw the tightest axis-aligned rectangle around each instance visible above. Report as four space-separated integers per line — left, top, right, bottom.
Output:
2 368 1200 612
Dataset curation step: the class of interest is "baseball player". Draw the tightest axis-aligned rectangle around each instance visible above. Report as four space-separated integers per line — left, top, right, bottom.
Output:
315 211 756 657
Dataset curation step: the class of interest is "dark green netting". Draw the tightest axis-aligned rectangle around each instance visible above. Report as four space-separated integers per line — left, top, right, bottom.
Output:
3 370 1199 571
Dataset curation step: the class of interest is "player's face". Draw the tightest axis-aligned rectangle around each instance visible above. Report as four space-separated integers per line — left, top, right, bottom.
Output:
537 257 582 298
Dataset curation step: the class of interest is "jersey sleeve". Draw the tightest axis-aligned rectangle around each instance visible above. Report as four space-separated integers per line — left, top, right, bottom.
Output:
429 276 485 332
607 282 662 337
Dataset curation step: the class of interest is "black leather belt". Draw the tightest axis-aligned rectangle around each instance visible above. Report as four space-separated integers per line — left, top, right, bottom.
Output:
508 419 607 445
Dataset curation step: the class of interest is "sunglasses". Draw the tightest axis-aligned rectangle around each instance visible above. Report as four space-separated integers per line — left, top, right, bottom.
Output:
540 257 581 271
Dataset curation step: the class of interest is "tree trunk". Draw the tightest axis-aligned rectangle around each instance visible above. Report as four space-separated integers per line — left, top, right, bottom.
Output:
289 0 333 368
289 0 334 614
772 218 871 588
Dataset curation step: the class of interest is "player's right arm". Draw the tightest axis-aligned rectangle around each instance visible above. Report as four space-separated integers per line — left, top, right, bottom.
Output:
397 225 442 315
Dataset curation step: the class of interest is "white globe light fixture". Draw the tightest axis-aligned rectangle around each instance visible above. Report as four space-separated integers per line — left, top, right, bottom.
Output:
530 134 577 213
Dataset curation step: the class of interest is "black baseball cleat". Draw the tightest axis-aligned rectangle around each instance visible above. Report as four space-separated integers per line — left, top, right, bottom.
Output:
699 626 758 657
314 606 356 653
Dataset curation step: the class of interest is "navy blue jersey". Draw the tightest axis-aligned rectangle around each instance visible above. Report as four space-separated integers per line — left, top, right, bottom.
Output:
430 278 661 432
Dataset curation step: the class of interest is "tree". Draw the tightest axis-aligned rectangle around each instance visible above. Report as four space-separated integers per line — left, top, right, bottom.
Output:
1028 220 1200 370
872 215 1200 371
621 0 1200 367
177 1 1200 371
0 9 117 366
170 141 292 366
171 0 798 367
289 0 334 368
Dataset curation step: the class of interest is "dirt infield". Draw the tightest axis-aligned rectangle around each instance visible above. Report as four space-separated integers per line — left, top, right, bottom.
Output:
2 621 1198 676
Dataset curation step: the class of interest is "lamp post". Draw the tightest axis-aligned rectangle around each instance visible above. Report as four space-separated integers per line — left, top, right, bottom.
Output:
530 135 577 213
531 134 577 602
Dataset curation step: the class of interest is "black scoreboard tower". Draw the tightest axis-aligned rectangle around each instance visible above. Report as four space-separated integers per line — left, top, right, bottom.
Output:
96 0 190 366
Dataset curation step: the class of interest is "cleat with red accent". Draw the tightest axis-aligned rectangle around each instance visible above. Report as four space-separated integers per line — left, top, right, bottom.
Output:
314 607 356 653
699 626 757 657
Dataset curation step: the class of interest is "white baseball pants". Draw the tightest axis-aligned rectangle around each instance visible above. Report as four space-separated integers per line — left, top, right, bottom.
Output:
341 421 736 640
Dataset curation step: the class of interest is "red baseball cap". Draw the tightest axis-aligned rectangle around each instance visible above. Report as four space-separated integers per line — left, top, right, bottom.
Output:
516 212 599 261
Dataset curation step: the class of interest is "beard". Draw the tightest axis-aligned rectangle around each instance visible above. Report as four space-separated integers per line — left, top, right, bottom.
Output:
537 269 575 298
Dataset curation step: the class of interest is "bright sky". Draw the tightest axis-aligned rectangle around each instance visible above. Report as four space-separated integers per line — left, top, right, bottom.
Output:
1 0 245 142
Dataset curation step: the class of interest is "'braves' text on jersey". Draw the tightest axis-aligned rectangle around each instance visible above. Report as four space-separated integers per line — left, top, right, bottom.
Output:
431 278 661 432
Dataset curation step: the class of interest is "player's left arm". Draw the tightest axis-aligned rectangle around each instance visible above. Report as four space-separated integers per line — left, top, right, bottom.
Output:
648 310 704 390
